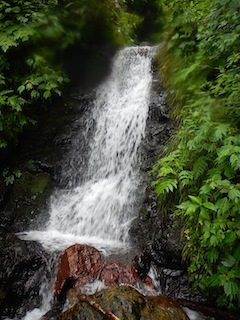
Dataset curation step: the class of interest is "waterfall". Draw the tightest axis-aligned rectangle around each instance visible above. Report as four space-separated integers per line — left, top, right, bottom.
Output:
20 46 155 253
15 46 205 320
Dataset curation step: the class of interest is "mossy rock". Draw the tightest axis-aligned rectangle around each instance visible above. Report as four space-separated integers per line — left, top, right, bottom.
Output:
0 171 52 231
12 171 51 197
59 286 189 320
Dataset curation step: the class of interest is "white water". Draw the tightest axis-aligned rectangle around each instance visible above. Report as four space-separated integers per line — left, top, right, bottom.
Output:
19 46 154 253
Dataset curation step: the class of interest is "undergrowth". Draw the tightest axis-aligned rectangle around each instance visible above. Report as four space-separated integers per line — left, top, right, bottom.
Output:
153 0 240 309
0 0 140 150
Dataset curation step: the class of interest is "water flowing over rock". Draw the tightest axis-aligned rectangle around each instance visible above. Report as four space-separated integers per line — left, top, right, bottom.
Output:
59 285 190 320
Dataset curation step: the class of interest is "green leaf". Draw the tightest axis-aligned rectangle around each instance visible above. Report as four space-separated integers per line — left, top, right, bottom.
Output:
215 197 230 214
208 248 219 263
0 140 7 148
54 89 62 96
30 90 40 99
228 188 240 201
225 232 237 244
17 85 25 94
230 153 240 170
155 178 178 194
234 245 240 260
26 82 33 90
203 202 216 211
199 207 210 220
185 203 199 215
221 255 236 268
12 104 22 112
200 183 212 195
207 274 220 287
213 124 230 141
189 195 202 205
223 281 239 298
43 90 51 99
210 235 218 246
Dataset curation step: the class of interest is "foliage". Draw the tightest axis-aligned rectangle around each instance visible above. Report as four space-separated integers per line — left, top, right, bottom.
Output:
153 0 240 309
2 167 22 186
0 0 140 150
124 0 164 41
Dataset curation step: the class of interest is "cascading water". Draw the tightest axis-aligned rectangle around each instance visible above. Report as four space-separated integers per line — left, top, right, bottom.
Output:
20 46 154 253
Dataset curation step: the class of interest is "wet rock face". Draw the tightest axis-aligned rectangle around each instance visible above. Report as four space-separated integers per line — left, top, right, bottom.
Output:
0 227 50 318
130 189 206 303
59 285 190 320
54 244 105 297
0 170 52 233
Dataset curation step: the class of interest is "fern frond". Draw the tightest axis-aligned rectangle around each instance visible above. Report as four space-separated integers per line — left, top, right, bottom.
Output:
212 123 231 142
157 166 177 177
193 157 209 179
155 178 178 194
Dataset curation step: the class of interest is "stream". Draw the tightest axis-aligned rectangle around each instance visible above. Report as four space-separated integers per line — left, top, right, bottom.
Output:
5 46 205 320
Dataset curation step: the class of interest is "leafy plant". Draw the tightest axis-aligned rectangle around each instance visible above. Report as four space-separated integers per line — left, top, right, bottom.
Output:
153 0 240 309
2 168 22 186
0 0 141 149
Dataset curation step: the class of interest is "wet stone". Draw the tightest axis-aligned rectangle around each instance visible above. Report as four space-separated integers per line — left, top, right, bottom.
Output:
54 244 105 297
59 285 190 320
100 260 139 287
0 227 50 318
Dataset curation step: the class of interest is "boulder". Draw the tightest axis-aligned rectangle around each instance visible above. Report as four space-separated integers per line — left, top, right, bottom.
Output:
55 244 159 300
59 285 190 320
0 227 50 318
100 260 139 287
54 244 104 297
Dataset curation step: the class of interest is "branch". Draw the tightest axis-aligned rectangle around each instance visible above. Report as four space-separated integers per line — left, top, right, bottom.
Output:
177 299 239 320
77 294 121 320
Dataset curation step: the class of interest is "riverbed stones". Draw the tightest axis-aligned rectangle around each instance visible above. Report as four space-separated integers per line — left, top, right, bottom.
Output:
54 244 159 301
59 285 190 320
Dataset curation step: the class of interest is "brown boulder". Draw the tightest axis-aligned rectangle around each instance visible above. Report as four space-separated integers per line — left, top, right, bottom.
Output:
54 244 104 296
100 260 139 286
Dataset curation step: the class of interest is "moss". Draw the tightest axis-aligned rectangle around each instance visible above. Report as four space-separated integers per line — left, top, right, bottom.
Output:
0 171 52 229
0 286 7 300
59 286 188 320
30 173 51 194
13 172 51 197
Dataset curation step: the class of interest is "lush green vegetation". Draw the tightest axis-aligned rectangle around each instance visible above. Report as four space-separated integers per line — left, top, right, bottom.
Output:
0 0 140 152
153 0 240 309
1 0 240 311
